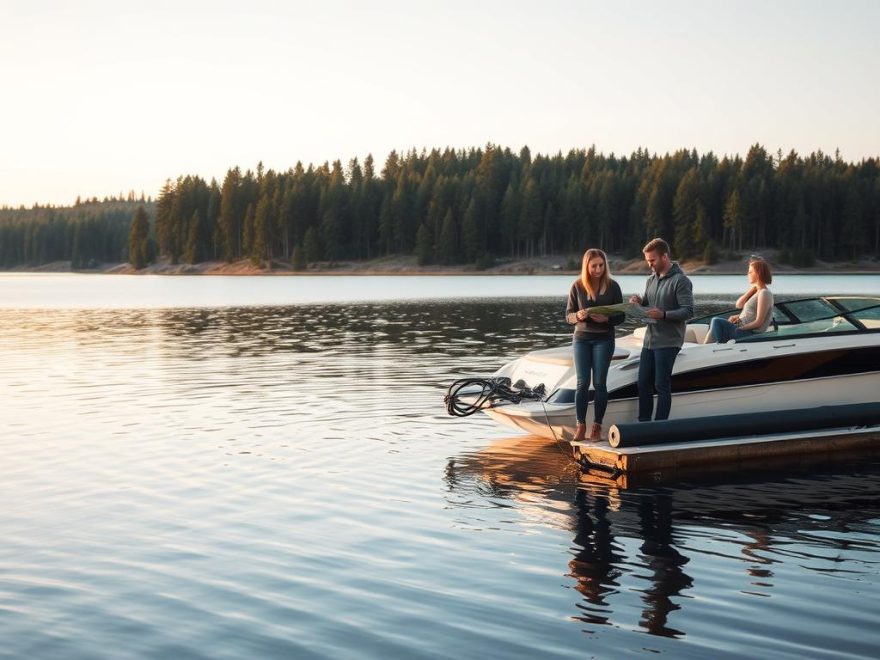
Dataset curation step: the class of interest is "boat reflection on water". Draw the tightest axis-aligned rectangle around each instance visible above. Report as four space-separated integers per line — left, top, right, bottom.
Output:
445 435 880 639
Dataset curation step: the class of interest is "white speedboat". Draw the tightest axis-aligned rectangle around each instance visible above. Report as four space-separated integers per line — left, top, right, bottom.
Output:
466 296 880 441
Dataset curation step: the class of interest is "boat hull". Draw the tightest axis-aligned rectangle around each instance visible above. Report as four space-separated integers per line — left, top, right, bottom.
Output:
484 371 880 441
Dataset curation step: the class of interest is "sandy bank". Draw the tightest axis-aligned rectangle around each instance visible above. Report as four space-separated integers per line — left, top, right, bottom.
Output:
6 252 880 276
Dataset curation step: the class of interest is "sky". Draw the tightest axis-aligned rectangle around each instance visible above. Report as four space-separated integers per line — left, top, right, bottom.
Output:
1 0 878 207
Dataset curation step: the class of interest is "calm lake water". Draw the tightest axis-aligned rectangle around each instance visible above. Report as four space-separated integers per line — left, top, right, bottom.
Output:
1 274 878 659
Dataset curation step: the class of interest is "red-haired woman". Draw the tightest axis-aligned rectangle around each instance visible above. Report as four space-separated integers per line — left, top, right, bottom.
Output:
705 257 774 343
565 249 624 442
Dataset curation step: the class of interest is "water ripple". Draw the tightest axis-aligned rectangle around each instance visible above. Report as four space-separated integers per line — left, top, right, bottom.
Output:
1 297 879 658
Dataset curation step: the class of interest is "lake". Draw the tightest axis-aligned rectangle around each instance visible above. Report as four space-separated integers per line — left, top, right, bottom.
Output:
2 272 879 308
0 274 878 659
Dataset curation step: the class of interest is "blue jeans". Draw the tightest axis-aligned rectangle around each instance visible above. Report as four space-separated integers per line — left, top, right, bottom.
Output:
709 317 755 343
573 336 615 424
638 347 680 421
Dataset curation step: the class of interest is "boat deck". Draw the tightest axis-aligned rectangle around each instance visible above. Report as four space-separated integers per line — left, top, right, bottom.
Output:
571 425 880 475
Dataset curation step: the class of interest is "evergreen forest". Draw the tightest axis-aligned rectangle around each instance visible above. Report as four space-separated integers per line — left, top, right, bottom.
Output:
0 194 152 269
2 144 879 271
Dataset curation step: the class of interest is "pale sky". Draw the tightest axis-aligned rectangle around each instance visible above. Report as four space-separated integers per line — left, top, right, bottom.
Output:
1 0 878 207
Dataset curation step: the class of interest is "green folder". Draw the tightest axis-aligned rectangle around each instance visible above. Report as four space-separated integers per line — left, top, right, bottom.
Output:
583 302 645 317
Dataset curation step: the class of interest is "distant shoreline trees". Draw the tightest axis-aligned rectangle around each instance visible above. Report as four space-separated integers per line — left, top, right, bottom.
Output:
1 145 878 270
0 195 152 269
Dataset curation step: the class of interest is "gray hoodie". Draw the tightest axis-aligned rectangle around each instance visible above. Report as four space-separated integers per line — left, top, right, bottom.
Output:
640 261 694 349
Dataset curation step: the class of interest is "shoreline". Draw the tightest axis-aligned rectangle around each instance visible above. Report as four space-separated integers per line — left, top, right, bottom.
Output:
4 253 880 277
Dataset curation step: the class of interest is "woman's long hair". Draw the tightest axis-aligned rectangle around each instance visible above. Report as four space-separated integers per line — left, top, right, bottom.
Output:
580 249 611 301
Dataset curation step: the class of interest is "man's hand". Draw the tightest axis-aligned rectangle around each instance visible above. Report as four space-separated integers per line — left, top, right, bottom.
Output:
645 308 664 320
629 295 642 304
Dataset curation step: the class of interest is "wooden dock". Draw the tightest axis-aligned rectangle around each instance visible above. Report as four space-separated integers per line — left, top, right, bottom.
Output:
571 425 880 475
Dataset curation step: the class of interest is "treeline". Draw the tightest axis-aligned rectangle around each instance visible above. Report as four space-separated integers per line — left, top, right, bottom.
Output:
2 145 879 270
147 144 880 268
0 195 154 269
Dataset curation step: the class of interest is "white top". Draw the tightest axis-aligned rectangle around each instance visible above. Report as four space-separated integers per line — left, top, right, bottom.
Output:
740 288 774 332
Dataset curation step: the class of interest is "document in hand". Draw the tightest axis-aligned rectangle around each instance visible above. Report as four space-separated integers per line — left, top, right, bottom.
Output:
584 302 646 317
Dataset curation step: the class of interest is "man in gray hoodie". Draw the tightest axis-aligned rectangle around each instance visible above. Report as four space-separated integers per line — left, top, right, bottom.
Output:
628 238 694 421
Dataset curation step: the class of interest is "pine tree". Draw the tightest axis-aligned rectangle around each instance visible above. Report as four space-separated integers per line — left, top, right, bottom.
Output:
206 181 221 259
390 172 411 252
155 179 175 262
347 157 364 258
500 182 520 257
519 178 541 258
693 204 709 255
242 203 255 258
415 223 433 265
378 196 393 255
71 222 83 269
128 206 151 269
291 244 305 271
437 208 456 265
321 207 341 261
475 144 502 254
702 238 719 265
218 168 241 261
673 168 700 258
361 154 379 258
596 173 615 250
723 189 742 252
559 176 581 252
741 144 772 247
253 194 271 265
841 180 865 260
461 197 479 262
184 210 202 264
303 226 321 264
320 163 345 261
382 150 401 181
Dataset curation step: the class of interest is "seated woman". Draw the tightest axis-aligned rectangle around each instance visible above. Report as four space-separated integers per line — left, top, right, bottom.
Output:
704 258 774 343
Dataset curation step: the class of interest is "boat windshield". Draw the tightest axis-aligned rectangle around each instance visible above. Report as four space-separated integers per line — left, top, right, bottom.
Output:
690 297 880 342
846 302 880 330
756 314 859 338
832 297 880 314
741 297 880 341
782 298 841 323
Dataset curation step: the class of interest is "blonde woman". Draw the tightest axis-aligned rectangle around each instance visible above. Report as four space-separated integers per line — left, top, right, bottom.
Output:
705 257 774 343
565 249 624 442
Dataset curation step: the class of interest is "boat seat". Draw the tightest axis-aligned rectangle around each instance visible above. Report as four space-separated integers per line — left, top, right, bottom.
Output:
685 323 709 344
634 324 711 343
637 323 711 343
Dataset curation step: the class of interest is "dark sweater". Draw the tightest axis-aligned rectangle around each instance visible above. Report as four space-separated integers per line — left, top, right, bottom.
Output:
565 279 624 340
639 261 694 349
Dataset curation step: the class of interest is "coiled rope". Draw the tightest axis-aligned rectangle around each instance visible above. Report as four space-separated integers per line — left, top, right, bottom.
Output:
444 377 546 417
